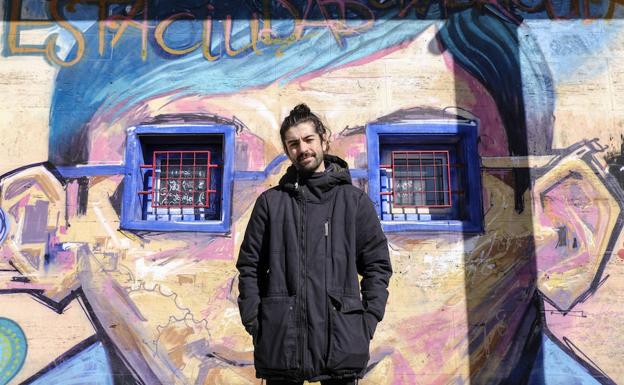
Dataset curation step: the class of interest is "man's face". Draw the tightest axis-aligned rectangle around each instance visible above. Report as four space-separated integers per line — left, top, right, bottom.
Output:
283 120 327 174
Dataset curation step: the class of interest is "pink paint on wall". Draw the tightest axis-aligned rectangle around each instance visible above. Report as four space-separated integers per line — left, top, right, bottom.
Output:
89 132 125 163
145 237 235 262
442 50 508 157
66 180 79 218
0 245 13 264
536 180 602 274
393 310 457 376
162 95 211 113
236 131 265 171
544 300 576 333
213 278 234 300
294 39 415 85
390 352 418 385
194 238 234 261
16 194 30 209
345 135 366 162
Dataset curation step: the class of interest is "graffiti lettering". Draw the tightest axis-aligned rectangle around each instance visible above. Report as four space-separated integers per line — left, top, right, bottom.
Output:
202 15 220 61
5 0 377 65
5 0 624 66
294 0 375 46
7 0 85 66
106 0 149 60
155 13 202 56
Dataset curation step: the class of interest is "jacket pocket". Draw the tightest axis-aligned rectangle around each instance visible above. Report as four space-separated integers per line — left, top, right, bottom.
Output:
254 295 297 371
327 292 370 372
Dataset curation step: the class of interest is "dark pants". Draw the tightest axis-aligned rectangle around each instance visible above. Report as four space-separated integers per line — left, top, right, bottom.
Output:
266 379 357 385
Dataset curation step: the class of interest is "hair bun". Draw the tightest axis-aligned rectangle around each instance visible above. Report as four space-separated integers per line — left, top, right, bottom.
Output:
292 103 310 116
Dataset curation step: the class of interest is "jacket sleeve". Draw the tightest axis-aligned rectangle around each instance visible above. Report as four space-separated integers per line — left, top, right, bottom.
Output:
236 192 269 339
355 192 392 340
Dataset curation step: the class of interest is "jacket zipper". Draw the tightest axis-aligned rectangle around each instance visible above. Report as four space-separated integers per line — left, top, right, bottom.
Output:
298 184 307 376
324 219 331 366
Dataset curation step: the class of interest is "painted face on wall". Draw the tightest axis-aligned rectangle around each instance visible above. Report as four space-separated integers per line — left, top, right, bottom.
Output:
1 24 526 384
8 13 618 385
68 24 538 384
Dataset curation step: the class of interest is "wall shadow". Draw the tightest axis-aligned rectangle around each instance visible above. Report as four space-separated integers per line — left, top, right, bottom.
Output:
437 8 546 384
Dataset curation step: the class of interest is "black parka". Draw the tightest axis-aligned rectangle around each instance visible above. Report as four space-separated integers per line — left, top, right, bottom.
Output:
236 155 392 381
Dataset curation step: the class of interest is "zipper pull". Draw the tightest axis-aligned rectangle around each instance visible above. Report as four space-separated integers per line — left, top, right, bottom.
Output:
324 221 329 237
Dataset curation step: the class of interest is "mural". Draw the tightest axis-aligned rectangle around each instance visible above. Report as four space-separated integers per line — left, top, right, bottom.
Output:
1 0 624 384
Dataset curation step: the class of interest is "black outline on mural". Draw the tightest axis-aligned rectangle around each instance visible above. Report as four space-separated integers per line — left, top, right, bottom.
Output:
539 309 618 385
0 288 144 385
535 140 624 315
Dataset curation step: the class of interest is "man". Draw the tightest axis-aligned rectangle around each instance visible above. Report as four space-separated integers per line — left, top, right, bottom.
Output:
236 104 393 385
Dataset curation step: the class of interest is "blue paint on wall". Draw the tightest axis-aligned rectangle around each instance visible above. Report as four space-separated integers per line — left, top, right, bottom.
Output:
528 333 603 385
49 8 437 165
0 318 27 385
0 208 7 245
29 342 113 385
233 154 288 180
366 120 483 232
121 124 234 232
55 165 126 178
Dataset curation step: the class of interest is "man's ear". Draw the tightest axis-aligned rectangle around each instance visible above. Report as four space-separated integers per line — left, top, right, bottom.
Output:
322 133 329 152
532 152 621 311
0 165 83 302
0 165 66 274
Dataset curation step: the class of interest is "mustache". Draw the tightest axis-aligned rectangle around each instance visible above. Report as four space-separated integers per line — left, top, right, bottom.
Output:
297 152 316 162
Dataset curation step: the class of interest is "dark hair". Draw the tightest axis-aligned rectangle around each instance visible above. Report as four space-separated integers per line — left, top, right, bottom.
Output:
437 8 553 213
280 104 331 150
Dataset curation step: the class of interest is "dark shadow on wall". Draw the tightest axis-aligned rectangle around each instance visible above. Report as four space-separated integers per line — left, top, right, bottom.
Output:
438 6 622 384
3 0 623 22
437 8 546 385
435 5 624 382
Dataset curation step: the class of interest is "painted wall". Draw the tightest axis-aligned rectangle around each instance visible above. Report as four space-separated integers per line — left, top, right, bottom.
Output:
1 1 624 384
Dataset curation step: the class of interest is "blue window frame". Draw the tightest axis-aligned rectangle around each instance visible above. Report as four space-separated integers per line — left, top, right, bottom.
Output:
366 120 483 232
122 125 234 232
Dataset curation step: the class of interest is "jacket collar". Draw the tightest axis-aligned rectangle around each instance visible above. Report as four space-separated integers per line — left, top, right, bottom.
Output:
279 154 352 195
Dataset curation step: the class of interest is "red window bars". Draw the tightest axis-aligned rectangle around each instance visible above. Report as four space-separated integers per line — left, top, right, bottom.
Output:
139 151 218 208
381 151 452 208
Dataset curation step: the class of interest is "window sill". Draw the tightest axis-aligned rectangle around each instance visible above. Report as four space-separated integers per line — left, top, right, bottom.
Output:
381 220 483 233
121 219 230 233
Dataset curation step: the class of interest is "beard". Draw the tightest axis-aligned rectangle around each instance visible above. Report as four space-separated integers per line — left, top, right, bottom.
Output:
294 151 324 174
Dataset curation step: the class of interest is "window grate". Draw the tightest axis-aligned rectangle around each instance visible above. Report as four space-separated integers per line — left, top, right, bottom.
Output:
139 150 218 209
367 121 482 232
382 151 452 209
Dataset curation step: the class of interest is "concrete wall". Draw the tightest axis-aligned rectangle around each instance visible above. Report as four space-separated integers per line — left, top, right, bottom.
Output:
1 1 624 384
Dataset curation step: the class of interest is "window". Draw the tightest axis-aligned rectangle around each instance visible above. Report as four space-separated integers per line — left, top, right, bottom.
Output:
122 124 234 232
367 119 482 232
386 150 452 208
